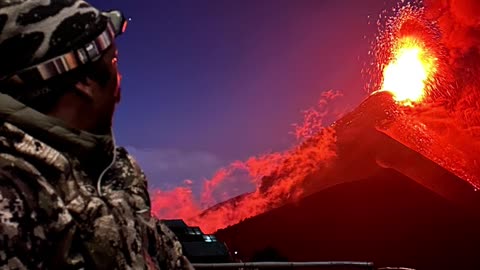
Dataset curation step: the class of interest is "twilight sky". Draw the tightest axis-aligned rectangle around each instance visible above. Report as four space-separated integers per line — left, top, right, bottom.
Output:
89 0 397 190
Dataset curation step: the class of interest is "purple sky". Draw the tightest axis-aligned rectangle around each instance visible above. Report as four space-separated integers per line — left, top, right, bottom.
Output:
89 0 397 191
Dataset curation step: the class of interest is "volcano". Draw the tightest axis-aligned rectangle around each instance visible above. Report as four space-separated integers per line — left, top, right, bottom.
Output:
202 92 480 270
155 5 480 267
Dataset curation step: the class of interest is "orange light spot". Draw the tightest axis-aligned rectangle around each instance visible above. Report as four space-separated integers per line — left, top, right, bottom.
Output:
380 37 437 106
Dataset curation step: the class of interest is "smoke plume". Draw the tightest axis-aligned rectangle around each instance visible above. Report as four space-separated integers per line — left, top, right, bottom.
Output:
424 0 480 128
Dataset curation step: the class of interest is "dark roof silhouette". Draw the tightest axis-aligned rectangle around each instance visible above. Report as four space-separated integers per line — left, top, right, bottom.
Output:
216 168 480 270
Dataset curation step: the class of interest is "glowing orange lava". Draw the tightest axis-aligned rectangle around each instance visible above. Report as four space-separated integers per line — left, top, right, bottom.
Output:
151 90 341 233
380 36 437 105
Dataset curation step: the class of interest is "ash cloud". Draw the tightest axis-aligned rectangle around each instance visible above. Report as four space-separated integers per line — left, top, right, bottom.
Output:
424 0 480 128
125 147 225 190
425 0 480 54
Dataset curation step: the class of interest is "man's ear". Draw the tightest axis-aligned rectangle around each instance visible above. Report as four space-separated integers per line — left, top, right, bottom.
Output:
74 78 97 99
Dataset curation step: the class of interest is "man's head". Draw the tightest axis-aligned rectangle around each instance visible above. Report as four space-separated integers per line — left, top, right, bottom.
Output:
0 0 127 134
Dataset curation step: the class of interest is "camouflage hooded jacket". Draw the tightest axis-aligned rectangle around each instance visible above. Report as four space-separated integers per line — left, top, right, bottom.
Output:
0 93 194 270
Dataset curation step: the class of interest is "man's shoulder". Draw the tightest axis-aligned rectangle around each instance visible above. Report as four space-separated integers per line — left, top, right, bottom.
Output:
0 141 72 228
0 151 42 184
115 147 145 173
108 146 151 210
0 154 61 270
0 122 69 169
0 152 49 218
0 154 38 258
0 172 33 269
110 146 147 185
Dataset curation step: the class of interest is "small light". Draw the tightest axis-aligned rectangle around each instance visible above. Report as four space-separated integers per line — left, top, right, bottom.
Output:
122 20 128 33
234 251 238 255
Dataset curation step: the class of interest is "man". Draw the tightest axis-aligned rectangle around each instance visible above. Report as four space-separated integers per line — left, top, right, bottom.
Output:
0 0 193 269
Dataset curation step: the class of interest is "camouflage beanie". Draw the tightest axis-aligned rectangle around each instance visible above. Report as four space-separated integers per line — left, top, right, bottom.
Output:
0 0 108 80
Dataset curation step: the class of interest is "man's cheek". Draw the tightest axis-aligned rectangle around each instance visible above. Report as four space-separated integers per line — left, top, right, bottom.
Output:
114 73 122 102
114 85 121 103
117 72 122 86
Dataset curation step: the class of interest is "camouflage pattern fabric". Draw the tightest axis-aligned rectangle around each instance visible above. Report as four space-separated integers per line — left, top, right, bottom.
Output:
0 93 194 269
0 0 108 79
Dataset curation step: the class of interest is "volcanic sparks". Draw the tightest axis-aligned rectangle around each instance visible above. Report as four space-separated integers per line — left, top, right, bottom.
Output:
381 36 437 105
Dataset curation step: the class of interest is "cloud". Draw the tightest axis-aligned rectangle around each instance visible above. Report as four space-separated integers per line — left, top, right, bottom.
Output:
125 146 226 190
126 146 257 216
424 0 480 54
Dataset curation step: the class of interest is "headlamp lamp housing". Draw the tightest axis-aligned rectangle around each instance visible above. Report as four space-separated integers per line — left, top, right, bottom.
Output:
104 10 128 37
1 9 128 84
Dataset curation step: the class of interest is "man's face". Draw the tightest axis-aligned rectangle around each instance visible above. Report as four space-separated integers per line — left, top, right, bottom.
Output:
111 49 122 103
92 44 122 133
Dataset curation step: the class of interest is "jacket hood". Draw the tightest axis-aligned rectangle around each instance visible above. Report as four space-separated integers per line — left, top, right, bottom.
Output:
0 93 115 176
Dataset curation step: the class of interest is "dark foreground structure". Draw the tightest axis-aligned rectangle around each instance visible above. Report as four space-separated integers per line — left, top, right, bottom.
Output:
214 168 480 270
163 219 232 263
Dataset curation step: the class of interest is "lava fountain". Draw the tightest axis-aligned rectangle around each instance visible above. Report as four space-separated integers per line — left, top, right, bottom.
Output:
377 36 438 106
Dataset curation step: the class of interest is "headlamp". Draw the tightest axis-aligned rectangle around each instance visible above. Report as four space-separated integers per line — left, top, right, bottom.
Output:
1 10 128 84
104 10 128 37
